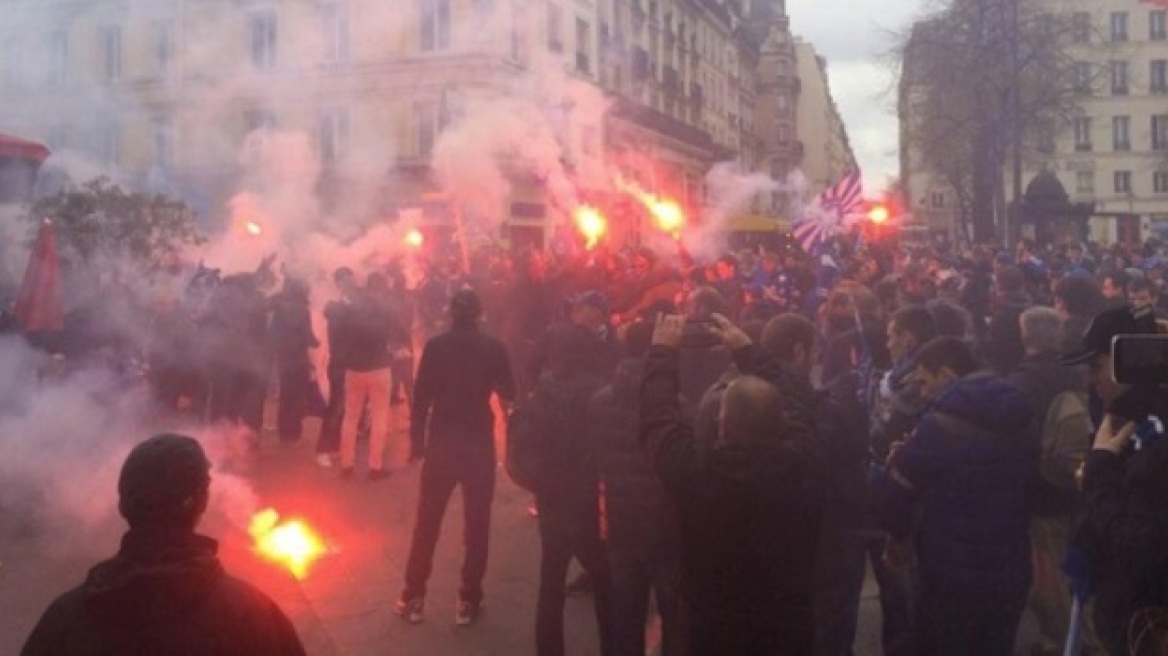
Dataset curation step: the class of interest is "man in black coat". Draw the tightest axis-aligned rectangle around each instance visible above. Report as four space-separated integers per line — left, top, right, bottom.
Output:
641 313 823 655
22 434 305 656
397 290 515 626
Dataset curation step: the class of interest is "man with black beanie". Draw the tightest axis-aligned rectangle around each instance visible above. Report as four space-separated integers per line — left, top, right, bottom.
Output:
22 433 305 656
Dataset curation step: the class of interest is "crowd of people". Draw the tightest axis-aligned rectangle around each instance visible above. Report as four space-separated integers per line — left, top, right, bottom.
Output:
11 229 1168 655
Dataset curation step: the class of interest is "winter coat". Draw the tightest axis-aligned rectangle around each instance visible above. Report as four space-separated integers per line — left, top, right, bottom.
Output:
334 293 394 373
1074 391 1168 655
883 372 1037 599
589 358 679 555
411 324 515 458
531 370 607 529
986 292 1031 374
269 294 318 368
640 345 823 655
21 529 304 656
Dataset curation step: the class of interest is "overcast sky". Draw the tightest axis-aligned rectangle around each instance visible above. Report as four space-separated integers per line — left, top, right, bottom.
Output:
787 0 932 194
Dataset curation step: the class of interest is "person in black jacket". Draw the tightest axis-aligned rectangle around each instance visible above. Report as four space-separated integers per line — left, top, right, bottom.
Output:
532 323 614 656
316 267 359 467
759 313 871 656
588 321 683 656
985 266 1031 375
22 433 305 656
641 313 823 655
336 277 396 479
397 290 515 626
269 277 319 444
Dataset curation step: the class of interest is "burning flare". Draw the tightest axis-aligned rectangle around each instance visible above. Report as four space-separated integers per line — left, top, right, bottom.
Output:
246 221 263 236
647 197 684 236
573 205 608 250
249 508 327 579
404 228 425 249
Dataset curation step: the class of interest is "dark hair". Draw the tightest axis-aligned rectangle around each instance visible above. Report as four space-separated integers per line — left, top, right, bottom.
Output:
1129 277 1156 296
890 306 938 345
1100 268 1130 289
722 376 787 444
623 321 654 359
687 286 728 320
449 289 483 326
1055 275 1103 316
926 299 969 338
996 266 1025 293
914 336 979 378
760 313 815 364
118 433 211 530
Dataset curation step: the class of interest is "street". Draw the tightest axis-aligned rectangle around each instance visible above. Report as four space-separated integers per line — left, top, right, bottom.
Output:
0 416 887 656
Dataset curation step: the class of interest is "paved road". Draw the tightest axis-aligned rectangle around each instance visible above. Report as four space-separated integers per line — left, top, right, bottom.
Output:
1 417 888 655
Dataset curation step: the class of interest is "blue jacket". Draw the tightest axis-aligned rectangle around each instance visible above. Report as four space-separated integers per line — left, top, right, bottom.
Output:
884 372 1037 598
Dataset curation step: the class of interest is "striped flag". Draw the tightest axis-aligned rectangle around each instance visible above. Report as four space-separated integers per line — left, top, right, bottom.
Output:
793 170 865 254
1142 0 1168 7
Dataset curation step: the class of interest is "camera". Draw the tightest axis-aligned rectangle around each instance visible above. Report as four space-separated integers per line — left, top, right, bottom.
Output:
1111 335 1168 385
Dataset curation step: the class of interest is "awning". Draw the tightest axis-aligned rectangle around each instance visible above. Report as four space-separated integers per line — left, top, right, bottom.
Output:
0 132 51 163
724 214 791 233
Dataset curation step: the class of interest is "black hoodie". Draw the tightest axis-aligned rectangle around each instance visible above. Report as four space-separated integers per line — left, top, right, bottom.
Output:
22 529 304 656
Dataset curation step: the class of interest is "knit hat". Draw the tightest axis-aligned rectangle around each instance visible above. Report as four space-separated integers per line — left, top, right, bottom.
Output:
118 434 211 528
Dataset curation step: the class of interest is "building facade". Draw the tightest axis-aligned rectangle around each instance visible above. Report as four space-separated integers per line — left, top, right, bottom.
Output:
0 0 804 248
900 0 1168 246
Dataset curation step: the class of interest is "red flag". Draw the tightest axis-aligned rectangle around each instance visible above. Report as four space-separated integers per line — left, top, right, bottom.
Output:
1144 0 1168 8
14 220 64 333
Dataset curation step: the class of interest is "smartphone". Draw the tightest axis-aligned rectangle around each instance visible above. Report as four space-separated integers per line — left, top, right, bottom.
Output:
1111 335 1168 385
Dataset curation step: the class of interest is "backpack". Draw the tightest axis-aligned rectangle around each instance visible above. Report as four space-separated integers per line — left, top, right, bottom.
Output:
1034 388 1091 516
505 375 597 494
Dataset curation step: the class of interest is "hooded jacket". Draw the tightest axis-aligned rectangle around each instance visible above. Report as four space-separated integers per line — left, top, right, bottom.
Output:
884 373 1037 599
21 529 304 656
640 345 823 655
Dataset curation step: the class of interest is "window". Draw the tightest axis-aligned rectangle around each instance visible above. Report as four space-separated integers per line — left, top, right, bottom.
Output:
1110 12 1128 42
510 5 527 63
1 36 20 88
151 115 174 169
322 4 349 63
1154 171 1168 194
153 21 174 77
1076 170 1095 195
420 0 450 52
575 17 590 73
244 110 277 132
249 10 277 70
776 92 790 112
1114 170 1132 194
1110 60 1128 95
777 124 790 143
930 192 945 208
1152 10 1167 41
473 0 493 22
100 26 121 81
1113 116 1131 151
547 4 563 52
1074 117 1092 151
1072 61 1092 92
99 120 120 164
1153 114 1168 150
45 30 67 86
415 100 438 157
1151 60 1167 93
1072 12 1091 43
319 109 349 166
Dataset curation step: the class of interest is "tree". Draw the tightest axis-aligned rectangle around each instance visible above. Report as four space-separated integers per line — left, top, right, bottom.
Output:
29 177 204 275
896 0 1092 242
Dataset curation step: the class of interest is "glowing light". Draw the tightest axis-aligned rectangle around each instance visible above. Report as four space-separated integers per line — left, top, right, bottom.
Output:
249 508 327 579
404 229 424 249
246 221 263 236
574 205 608 249
867 205 890 224
648 198 685 235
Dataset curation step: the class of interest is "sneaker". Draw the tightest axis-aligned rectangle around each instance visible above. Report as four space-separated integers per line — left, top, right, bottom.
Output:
394 596 424 624
315 453 335 468
367 469 391 482
339 467 354 480
455 599 482 626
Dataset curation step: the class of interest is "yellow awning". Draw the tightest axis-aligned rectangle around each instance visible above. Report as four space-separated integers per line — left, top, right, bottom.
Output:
724 214 791 233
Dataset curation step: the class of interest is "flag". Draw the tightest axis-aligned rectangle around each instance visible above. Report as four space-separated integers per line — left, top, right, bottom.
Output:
1141 0 1168 8
793 170 864 254
14 220 64 333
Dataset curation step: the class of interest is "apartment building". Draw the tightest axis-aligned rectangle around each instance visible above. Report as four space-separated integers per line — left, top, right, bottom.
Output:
0 0 784 246
1021 0 1168 243
793 38 855 193
900 0 1168 245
